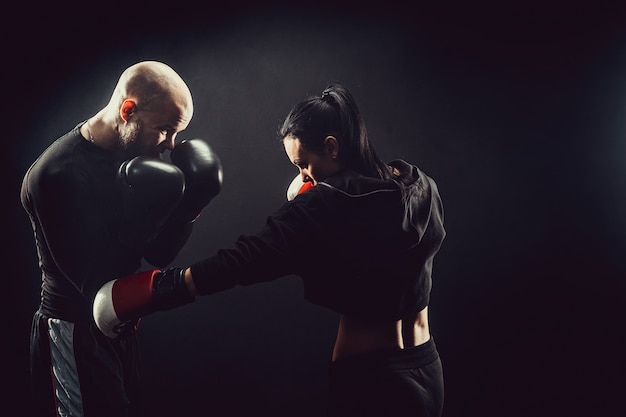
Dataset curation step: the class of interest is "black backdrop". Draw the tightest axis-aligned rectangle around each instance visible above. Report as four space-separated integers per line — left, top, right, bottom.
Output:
6 2 626 416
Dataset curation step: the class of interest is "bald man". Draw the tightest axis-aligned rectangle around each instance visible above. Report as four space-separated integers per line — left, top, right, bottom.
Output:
80 61 193 159
21 61 222 417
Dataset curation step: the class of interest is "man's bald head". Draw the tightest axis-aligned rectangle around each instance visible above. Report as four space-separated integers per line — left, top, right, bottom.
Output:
110 61 193 118
87 61 196 158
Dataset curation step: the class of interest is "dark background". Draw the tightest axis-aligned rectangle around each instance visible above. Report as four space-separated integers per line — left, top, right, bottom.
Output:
5 2 626 416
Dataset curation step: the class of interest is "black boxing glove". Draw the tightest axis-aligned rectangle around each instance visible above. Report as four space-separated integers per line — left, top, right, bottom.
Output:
114 156 185 248
169 139 223 223
93 268 193 339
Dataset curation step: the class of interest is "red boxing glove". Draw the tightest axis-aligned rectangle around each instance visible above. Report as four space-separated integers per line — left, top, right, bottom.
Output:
286 175 314 201
93 268 193 339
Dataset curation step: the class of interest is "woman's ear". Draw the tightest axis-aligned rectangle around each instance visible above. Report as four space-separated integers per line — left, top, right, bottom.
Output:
324 136 339 159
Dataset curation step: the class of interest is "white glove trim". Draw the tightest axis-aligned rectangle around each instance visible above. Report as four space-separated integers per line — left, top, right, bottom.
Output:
92 280 121 339
287 175 305 201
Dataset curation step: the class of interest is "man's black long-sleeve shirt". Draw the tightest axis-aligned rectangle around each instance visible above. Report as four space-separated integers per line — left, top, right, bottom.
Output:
21 123 191 323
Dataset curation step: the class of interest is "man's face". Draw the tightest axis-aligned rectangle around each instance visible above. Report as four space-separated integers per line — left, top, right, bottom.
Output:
119 98 193 159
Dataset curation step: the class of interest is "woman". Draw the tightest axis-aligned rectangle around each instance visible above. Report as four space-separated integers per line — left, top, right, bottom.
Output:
94 83 446 416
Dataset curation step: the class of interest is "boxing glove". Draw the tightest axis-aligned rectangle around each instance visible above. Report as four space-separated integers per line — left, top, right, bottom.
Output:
169 139 223 223
114 156 185 248
93 268 192 339
286 174 314 201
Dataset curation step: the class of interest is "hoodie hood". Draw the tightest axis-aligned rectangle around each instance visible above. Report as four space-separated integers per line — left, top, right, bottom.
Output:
388 159 446 248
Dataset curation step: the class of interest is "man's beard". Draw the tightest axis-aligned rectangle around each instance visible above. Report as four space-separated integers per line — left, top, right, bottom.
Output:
119 121 143 157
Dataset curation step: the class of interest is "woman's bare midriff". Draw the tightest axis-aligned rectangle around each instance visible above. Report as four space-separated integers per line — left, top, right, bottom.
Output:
332 306 431 361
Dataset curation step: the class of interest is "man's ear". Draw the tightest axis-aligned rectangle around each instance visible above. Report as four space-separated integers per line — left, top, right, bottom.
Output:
120 99 137 122
324 135 339 159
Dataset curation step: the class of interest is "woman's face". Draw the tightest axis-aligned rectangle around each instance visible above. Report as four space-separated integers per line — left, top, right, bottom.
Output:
283 134 342 186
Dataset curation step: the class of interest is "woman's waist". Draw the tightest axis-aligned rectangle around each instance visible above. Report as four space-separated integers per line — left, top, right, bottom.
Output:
332 307 430 361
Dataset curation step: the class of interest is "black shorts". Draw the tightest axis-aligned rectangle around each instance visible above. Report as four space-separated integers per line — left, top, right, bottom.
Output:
328 337 444 417
29 310 141 417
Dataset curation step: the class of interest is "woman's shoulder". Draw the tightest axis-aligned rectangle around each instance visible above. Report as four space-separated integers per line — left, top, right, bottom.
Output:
320 169 397 197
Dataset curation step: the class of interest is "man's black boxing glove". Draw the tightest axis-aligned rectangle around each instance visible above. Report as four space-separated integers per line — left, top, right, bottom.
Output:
169 139 223 224
114 156 185 248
